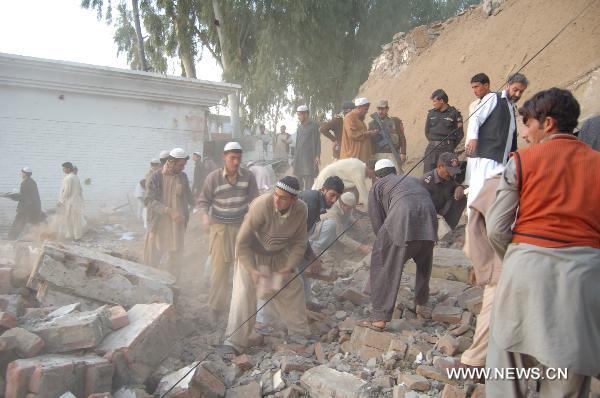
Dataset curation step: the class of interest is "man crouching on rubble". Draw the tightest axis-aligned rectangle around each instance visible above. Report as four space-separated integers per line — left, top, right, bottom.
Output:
218 176 310 357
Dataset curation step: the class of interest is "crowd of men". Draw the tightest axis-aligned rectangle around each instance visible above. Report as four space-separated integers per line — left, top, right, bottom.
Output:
3 71 599 396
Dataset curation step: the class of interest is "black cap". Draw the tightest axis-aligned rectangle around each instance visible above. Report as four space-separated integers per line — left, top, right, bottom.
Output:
62 162 74 169
437 152 461 176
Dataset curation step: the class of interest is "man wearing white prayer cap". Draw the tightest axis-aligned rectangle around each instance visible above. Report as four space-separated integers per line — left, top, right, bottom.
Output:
198 141 259 322
340 97 377 162
3 167 45 239
293 105 321 190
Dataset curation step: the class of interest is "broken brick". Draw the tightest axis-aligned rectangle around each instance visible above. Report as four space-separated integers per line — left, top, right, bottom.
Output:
442 384 467 398
431 305 463 324
400 373 430 391
438 334 460 356
192 361 226 398
2 327 44 357
231 354 253 371
0 311 17 329
107 306 129 330
416 365 457 385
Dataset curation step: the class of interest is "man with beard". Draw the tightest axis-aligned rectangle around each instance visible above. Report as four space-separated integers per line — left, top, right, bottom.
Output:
4 167 45 239
465 73 528 215
369 100 407 172
340 98 378 162
144 148 195 278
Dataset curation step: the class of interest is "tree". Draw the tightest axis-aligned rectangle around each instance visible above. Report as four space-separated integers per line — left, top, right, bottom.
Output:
82 0 480 131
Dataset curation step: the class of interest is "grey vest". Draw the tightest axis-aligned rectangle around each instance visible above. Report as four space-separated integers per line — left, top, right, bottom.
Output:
476 93 516 163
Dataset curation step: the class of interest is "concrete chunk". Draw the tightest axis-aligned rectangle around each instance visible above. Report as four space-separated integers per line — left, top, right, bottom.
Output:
301 365 366 398
1 327 44 357
97 303 177 386
5 354 113 398
24 306 111 353
155 362 198 398
29 242 176 309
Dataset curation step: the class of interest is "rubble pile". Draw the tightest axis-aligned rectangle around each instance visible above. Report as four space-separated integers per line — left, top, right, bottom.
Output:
1 232 598 397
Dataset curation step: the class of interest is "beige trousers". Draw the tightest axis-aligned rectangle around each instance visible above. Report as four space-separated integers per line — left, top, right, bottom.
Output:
224 258 310 353
208 223 240 312
461 283 496 366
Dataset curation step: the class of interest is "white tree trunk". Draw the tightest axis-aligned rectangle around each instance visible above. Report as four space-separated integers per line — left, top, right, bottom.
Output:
212 0 241 139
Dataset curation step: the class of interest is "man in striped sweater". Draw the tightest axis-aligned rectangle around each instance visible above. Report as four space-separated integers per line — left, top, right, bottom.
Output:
198 142 259 322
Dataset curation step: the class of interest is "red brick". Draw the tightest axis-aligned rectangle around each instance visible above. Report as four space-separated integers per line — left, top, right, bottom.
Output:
192 362 225 398
416 365 457 385
314 342 326 363
2 327 44 357
399 374 430 391
0 311 17 329
231 354 253 371
431 305 463 324
438 334 460 356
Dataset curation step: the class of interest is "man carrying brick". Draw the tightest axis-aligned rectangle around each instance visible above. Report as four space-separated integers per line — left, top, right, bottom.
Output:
219 176 310 356
198 142 259 323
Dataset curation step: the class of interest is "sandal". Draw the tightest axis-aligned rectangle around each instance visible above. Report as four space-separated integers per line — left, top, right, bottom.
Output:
213 344 241 360
357 319 386 332
254 324 274 335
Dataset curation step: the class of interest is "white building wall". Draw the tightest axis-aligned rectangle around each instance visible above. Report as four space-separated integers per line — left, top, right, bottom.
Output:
0 53 238 232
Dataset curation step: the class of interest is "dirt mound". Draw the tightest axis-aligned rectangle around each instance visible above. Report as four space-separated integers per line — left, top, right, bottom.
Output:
359 0 600 172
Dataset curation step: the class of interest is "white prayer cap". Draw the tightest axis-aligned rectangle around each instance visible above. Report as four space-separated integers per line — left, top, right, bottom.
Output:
21 166 32 173
224 142 243 152
169 147 189 159
192 151 201 156
354 97 370 107
374 159 395 171
340 192 357 207
150 158 160 165
159 150 170 159
296 104 309 112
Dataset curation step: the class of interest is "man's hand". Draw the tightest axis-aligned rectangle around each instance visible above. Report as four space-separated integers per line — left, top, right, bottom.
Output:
359 244 372 254
454 186 465 201
202 213 210 233
400 153 406 162
307 258 324 275
466 139 478 156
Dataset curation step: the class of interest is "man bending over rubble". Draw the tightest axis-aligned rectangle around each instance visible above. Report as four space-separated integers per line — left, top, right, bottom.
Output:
219 176 310 356
359 159 437 331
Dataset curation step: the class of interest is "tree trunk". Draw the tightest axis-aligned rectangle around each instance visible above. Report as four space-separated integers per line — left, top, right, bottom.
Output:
131 0 147 71
212 0 241 139
174 0 197 78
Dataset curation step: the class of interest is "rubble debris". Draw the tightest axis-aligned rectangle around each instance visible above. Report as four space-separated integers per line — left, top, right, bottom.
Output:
1 327 44 357
406 248 471 284
97 303 177 386
23 306 112 354
300 365 366 398
5 354 113 398
28 242 176 310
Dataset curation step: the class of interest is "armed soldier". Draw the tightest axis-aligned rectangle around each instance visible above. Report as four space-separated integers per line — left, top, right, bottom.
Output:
369 100 407 173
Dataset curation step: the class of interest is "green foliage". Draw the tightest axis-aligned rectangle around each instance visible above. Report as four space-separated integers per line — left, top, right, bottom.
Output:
82 0 480 127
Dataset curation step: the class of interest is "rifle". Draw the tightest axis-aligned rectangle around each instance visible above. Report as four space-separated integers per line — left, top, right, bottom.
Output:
370 112 403 167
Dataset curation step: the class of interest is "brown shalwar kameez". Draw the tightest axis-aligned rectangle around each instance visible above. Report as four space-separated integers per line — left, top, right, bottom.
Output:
144 164 194 277
368 174 437 321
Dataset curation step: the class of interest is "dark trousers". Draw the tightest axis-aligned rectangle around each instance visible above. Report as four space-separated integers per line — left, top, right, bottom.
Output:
370 228 434 321
8 213 27 240
442 196 467 230
423 142 454 174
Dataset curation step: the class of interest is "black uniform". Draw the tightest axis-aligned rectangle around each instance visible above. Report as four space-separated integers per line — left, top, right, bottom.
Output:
423 106 463 173
421 170 466 230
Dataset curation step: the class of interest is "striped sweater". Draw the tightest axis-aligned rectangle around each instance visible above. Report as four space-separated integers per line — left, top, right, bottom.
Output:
197 167 259 224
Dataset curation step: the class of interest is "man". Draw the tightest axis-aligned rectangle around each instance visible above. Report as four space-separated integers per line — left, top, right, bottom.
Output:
578 114 600 151
340 98 378 162
3 167 45 239
465 72 528 214
220 176 310 356
144 148 194 277
297 176 344 308
258 124 270 160
312 157 376 209
274 125 292 161
421 152 466 231
317 191 372 255
320 101 355 160
191 151 207 198
145 158 162 187
369 100 407 172
359 159 437 330
159 150 170 166
457 172 502 370
293 105 321 190
486 88 600 397
423 90 464 173
198 142 259 321
58 162 85 241
247 161 276 194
